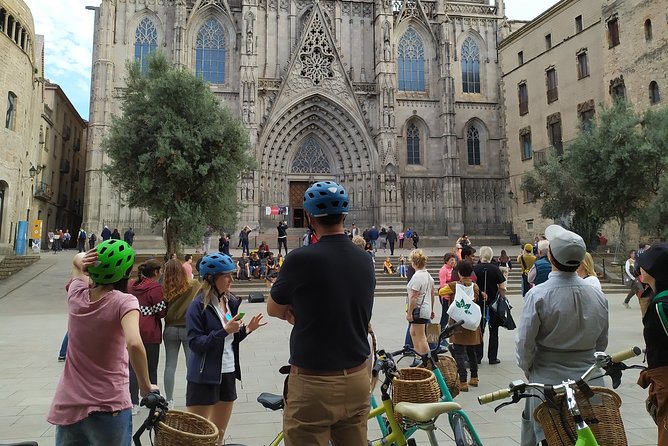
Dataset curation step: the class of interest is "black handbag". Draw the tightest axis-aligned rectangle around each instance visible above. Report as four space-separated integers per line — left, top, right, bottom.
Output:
489 294 516 330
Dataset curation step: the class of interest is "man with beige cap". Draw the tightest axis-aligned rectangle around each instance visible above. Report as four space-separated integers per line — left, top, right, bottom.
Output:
516 225 609 446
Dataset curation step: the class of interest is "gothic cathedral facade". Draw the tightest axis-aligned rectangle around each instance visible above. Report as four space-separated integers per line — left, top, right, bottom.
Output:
84 0 509 236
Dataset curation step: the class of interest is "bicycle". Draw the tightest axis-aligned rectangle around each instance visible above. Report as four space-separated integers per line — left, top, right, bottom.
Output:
257 321 480 446
478 347 644 446
372 320 482 446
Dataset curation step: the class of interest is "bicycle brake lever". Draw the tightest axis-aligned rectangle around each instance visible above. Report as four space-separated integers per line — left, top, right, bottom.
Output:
493 393 537 413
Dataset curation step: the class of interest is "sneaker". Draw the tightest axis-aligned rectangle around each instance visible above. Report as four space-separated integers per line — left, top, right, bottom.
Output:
623 302 630 308
132 405 140 416
167 400 175 410
57 356 66 362
459 380 469 392
468 377 479 387
489 359 501 365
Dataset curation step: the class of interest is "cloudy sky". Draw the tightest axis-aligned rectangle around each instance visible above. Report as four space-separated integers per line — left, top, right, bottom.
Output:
25 0 559 120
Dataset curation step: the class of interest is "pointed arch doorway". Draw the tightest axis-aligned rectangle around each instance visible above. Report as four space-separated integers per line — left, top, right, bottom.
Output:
288 136 332 228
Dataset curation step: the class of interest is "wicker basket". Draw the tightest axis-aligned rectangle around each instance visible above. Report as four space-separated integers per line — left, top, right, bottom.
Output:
422 354 460 399
392 368 441 424
155 410 219 446
534 386 626 446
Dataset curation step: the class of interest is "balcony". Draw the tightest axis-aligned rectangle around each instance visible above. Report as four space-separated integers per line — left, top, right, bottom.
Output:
60 159 70 173
533 149 547 166
33 182 53 201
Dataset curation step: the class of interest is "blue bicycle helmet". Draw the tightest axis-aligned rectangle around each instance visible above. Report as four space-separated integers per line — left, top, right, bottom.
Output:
198 253 236 278
303 181 349 217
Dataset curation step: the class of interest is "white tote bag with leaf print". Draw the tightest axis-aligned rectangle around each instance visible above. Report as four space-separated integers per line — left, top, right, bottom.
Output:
446 283 481 330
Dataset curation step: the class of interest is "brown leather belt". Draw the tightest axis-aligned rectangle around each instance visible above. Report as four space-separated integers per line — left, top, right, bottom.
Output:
290 362 367 377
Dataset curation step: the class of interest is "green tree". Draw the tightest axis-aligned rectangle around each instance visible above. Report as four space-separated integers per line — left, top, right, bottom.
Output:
522 100 666 250
521 152 605 250
103 53 254 255
636 106 668 237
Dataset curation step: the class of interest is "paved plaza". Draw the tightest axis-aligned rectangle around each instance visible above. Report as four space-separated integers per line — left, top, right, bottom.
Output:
0 248 658 445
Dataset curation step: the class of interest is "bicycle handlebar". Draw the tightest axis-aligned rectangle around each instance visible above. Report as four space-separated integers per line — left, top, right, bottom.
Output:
477 388 512 405
610 346 641 363
477 347 642 406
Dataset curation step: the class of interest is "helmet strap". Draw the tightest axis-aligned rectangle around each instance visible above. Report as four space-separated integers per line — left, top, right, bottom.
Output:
305 214 317 238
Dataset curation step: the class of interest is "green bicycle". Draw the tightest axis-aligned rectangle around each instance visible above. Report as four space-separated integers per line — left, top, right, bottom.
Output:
478 347 643 446
371 320 482 446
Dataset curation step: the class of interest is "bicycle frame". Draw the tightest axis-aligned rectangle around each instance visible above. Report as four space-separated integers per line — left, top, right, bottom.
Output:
369 394 410 446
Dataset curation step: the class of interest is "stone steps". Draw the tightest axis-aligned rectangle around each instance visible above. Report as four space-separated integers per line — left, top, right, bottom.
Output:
230 266 629 300
0 255 41 280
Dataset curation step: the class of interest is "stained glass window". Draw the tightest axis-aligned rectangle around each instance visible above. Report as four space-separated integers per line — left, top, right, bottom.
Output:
461 37 481 93
397 27 425 92
407 123 420 164
467 126 481 165
135 18 158 72
196 18 226 84
291 138 331 173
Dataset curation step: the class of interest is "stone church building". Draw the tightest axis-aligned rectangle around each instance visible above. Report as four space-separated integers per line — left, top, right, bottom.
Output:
84 0 510 237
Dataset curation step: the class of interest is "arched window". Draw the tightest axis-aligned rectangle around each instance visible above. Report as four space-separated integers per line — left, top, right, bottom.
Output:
134 18 158 72
406 123 420 164
397 27 425 92
461 37 481 93
196 18 226 84
649 81 661 105
467 126 481 165
644 19 652 41
291 137 331 173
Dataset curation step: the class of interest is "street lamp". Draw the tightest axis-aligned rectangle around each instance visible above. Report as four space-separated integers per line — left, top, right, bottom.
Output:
29 164 44 179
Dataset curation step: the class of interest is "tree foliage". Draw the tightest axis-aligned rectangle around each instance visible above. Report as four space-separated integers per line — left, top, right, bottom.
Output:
103 53 254 254
522 100 668 249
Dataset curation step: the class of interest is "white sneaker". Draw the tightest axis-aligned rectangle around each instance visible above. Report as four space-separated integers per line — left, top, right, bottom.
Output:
167 400 175 410
132 405 140 415
623 302 630 309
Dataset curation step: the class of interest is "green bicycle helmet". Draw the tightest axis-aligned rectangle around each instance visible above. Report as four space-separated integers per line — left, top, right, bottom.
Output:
87 239 135 284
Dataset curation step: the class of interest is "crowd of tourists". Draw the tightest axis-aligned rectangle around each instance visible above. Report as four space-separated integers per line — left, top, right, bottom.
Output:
47 180 668 446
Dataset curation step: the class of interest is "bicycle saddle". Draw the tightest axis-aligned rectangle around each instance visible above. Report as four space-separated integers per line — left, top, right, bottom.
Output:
257 392 284 411
395 402 461 422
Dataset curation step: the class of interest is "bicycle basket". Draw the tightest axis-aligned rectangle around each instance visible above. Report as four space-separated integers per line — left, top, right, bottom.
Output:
421 354 460 399
392 368 440 424
155 410 219 446
534 386 626 446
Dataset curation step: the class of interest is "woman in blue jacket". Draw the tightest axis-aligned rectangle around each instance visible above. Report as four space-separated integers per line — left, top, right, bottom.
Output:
186 253 265 445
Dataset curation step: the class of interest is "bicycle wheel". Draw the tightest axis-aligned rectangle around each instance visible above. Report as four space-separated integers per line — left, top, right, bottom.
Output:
452 413 478 446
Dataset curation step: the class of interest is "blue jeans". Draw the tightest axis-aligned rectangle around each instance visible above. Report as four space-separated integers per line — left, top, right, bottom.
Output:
55 409 132 446
59 333 68 358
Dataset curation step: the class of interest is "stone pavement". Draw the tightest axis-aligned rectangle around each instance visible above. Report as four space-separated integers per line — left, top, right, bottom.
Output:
0 248 657 445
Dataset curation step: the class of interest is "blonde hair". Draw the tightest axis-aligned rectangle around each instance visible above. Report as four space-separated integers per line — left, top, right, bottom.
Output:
580 252 597 277
479 246 493 262
499 266 510 278
410 249 428 269
200 279 227 310
352 235 366 250
162 259 189 302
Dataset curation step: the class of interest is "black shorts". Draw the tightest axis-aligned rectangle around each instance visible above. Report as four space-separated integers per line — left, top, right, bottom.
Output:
186 372 237 406
410 318 430 325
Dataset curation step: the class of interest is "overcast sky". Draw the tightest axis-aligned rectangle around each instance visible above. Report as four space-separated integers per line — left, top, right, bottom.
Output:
25 0 559 119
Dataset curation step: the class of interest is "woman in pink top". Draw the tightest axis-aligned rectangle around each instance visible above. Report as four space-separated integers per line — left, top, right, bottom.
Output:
48 240 158 446
438 253 457 330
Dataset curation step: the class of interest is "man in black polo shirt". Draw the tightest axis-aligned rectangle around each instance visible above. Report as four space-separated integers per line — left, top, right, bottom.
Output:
268 181 375 446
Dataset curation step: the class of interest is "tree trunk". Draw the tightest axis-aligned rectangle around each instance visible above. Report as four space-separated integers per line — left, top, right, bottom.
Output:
164 218 180 258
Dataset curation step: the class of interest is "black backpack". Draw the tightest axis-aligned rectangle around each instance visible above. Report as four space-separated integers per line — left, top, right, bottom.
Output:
79 230 87 240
